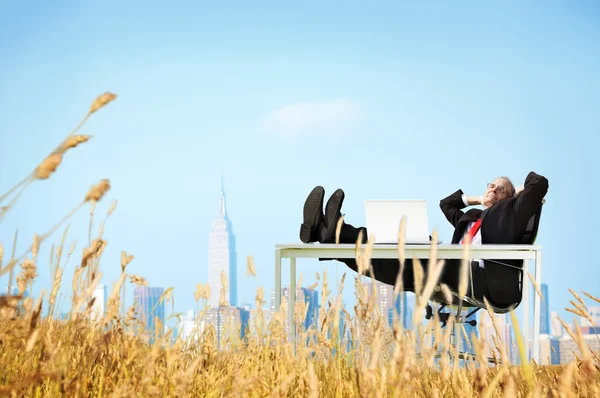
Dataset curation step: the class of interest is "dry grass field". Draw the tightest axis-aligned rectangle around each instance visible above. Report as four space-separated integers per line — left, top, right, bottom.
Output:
0 93 598 397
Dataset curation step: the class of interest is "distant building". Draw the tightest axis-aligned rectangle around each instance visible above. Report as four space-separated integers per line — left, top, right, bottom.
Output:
180 309 204 343
91 284 107 322
4 286 18 295
207 178 238 308
361 280 394 321
580 306 600 332
550 311 562 337
271 286 320 335
558 334 600 364
580 326 600 334
540 284 550 334
479 312 511 362
303 288 320 331
2 286 29 315
204 306 250 349
388 291 414 333
539 334 561 365
243 307 273 340
133 286 165 341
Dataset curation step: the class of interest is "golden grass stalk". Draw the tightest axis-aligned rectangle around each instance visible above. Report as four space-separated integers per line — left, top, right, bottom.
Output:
246 255 257 277
413 255 445 326
335 215 344 245
1 92 113 224
509 310 534 391
219 271 229 307
481 366 508 398
582 290 600 305
1 179 110 281
569 288 587 309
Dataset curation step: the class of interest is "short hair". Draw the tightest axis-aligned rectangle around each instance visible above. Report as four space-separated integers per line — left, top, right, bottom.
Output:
496 176 515 197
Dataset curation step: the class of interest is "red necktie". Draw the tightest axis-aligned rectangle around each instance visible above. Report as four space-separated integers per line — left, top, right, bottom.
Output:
462 218 482 244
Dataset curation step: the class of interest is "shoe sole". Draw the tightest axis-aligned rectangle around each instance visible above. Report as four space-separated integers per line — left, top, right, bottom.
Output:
321 189 345 242
299 186 325 243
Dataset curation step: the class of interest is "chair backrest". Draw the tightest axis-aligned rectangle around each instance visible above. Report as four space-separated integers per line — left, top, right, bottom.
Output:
428 202 545 312
520 203 543 245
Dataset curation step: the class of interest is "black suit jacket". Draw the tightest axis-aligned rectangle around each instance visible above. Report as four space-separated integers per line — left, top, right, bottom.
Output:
439 171 549 305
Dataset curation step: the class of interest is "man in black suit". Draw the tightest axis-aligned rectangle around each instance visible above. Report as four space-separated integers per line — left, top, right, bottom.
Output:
299 171 549 307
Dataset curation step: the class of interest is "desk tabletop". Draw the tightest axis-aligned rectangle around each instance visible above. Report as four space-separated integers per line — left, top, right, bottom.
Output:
275 243 541 251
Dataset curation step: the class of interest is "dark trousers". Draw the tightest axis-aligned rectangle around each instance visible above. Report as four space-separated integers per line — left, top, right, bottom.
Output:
330 222 494 305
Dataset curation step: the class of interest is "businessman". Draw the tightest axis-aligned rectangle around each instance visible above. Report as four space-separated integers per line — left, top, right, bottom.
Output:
299 172 549 307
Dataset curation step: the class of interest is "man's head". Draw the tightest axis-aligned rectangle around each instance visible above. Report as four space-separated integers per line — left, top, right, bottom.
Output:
482 176 515 208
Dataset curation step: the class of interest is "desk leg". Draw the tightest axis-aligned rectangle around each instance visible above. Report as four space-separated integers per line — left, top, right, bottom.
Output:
533 250 542 364
290 257 297 350
275 249 282 311
522 260 530 363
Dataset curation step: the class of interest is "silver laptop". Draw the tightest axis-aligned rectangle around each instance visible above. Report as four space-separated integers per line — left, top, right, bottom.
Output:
364 200 433 244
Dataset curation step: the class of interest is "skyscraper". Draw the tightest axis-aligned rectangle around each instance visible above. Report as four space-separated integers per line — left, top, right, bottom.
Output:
204 306 250 349
302 287 319 331
540 283 550 334
91 284 107 322
361 280 395 320
208 177 238 307
133 286 165 340
389 291 413 330
272 286 320 335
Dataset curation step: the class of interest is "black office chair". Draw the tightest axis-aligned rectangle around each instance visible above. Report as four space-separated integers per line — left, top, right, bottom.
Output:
423 203 544 364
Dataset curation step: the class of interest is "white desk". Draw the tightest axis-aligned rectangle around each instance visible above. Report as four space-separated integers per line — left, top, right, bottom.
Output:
274 243 542 364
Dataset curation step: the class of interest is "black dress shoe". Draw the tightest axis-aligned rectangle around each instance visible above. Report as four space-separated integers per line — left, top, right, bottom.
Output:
320 188 345 243
299 186 325 243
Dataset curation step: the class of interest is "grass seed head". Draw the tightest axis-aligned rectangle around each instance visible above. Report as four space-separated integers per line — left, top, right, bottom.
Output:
246 255 257 277
255 286 264 308
89 92 117 114
20 259 37 280
60 135 90 152
35 153 63 180
108 199 117 216
85 179 111 202
121 251 134 272
129 275 148 287
195 283 210 302
81 238 104 268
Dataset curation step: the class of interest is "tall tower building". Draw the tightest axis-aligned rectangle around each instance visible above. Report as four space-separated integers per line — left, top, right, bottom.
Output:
133 286 165 341
540 283 550 334
208 177 238 307
389 291 413 330
91 284 107 322
361 280 395 320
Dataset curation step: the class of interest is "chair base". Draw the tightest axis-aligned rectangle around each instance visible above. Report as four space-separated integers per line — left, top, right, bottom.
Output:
416 350 501 365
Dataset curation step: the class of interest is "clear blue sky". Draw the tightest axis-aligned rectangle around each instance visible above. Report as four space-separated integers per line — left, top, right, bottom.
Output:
1 1 599 329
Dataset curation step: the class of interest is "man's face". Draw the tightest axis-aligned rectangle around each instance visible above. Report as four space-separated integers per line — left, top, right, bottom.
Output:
482 178 512 208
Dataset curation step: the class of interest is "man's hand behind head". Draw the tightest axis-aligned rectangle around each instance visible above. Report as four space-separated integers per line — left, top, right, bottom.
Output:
515 185 524 196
